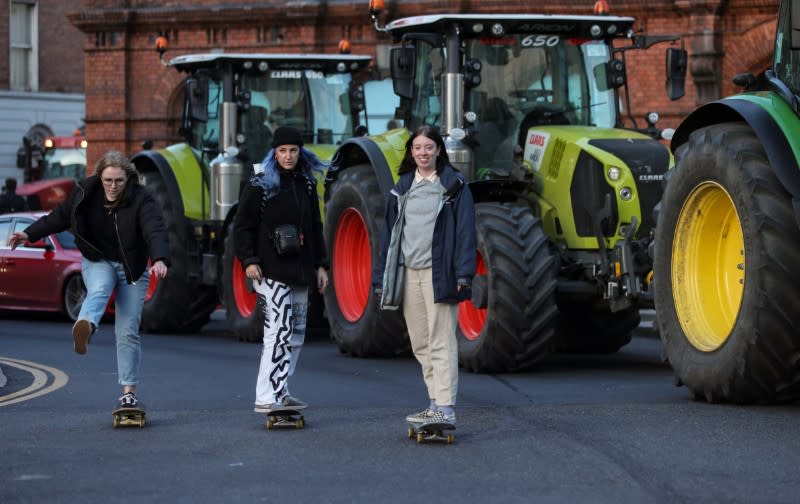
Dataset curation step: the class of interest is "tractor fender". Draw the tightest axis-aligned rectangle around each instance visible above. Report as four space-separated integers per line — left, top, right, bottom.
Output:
326 137 396 198
131 149 187 225
670 99 800 226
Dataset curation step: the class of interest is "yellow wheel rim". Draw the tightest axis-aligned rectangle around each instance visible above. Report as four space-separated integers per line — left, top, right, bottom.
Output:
671 181 744 351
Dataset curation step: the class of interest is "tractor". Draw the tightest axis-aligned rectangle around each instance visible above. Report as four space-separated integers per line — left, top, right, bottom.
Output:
322 4 686 371
130 48 372 341
15 129 87 211
653 0 800 403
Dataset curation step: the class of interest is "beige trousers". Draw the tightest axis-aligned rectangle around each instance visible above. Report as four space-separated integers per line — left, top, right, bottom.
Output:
402 267 459 406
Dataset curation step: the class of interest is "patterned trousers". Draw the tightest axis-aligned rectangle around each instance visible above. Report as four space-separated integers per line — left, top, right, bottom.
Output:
253 278 308 405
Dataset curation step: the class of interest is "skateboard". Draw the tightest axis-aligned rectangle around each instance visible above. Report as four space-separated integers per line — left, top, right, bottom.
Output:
112 406 146 428
407 420 455 444
265 408 305 430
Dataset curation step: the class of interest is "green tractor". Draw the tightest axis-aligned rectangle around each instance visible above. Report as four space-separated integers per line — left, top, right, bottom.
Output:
654 0 800 403
131 51 371 341
323 6 686 371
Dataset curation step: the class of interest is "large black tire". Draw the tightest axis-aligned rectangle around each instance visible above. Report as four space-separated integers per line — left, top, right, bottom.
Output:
222 220 262 342
323 164 408 357
457 202 559 372
140 172 217 333
654 122 800 403
554 304 638 354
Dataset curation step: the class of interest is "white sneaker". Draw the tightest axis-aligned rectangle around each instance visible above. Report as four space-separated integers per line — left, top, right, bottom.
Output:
406 408 436 424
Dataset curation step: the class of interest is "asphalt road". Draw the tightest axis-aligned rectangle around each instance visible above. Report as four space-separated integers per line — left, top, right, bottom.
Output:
2 312 800 503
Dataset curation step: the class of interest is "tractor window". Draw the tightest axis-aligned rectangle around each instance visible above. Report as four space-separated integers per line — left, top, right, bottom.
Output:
240 70 311 161
406 43 446 130
41 147 86 180
465 36 616 173
307 72 358 144
187 80 221 152
774 0 800 97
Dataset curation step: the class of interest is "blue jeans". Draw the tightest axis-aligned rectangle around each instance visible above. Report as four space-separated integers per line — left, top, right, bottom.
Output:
79 258 149 386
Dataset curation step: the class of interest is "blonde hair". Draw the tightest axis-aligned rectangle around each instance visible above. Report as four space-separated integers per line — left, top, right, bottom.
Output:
93 150 139 181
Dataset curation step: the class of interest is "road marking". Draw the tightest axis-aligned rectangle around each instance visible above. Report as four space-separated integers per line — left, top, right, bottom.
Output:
0 357 69 407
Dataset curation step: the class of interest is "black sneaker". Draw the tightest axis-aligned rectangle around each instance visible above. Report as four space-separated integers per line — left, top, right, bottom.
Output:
118 392 139 409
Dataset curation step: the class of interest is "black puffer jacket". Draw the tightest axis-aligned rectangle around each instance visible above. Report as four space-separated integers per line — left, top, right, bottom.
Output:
234 169 326 287
24 175 170 284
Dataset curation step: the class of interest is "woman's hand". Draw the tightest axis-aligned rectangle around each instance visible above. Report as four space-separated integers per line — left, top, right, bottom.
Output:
149 260 168 279
246 264 263 283
7 231 29 250
317 267 329 294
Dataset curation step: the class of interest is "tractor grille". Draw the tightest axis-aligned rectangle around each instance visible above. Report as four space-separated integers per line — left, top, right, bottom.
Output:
571 151 617 238
547 138 566 179
588 138 669 235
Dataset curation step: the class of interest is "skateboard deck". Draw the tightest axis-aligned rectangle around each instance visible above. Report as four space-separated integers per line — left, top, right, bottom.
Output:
407 420 455 444
265 408 305 430
112 406 146 428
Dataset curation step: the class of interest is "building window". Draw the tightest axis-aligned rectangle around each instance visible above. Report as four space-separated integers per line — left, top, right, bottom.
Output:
9 1 38 91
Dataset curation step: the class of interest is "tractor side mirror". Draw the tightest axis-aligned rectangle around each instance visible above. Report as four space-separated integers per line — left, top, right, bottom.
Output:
390 47 416 99
186 77 209 122
666 48 688 101
593 59 626 92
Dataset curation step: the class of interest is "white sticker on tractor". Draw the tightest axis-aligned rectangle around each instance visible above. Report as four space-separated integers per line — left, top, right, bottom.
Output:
524 130 550 172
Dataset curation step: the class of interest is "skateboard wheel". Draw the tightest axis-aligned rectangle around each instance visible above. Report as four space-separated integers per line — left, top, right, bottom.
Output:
407 428 415 439
416 432 424 444
267 419 275 429
295 418 304 429
113 417 120 428
447 434 455 444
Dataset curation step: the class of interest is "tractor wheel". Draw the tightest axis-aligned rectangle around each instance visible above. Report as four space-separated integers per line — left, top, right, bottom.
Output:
324 164 408 357
554 305 638 354
654 122 800 403
457 202 559 372
222 220 262 342
140 172 216 333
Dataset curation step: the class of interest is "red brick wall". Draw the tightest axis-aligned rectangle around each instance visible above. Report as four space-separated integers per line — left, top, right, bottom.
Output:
69 0 780 166
0 0 84 92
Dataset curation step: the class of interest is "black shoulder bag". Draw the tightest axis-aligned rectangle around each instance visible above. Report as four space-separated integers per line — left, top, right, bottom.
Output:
272 180 304 257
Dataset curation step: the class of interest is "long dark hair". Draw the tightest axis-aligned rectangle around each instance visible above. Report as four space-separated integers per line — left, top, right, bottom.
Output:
398 125 453 175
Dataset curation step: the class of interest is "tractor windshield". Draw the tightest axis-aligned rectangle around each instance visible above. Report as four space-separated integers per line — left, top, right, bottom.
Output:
186 68 360 164
40 147 86 180
241 70 357 162
407 35 617 173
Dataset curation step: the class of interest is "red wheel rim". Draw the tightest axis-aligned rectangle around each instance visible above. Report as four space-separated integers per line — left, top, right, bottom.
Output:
232 256 256 317
333 208 371 322
457 251 487 340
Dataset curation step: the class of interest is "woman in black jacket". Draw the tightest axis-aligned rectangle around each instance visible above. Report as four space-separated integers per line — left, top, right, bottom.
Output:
234 126 328 413
8 150 169 411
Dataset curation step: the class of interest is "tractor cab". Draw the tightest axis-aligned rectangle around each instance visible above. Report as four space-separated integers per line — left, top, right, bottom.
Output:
170 53 372 167
381 13 686 181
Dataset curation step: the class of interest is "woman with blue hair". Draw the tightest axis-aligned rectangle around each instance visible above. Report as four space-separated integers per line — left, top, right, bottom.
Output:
234 126 329 413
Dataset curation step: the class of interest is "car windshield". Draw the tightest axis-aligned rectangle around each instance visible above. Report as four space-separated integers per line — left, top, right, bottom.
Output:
408 35 618 172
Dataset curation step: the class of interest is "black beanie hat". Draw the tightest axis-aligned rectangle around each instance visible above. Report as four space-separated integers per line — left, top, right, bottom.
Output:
272 126 304 148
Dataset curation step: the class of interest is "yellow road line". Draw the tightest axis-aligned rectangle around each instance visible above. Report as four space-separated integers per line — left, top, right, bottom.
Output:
0 357 69 406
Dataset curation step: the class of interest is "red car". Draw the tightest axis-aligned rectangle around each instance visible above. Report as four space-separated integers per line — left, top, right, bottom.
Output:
0 211 101 321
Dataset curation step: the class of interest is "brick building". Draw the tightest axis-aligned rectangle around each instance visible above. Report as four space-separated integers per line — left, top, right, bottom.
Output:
65 0 780 167
0 0 85 181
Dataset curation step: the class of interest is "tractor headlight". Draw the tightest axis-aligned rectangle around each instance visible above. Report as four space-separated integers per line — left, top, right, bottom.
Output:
607 166 621 181
619 187 632 200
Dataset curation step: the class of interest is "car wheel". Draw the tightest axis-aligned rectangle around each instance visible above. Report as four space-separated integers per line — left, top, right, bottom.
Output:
63 274 87 322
